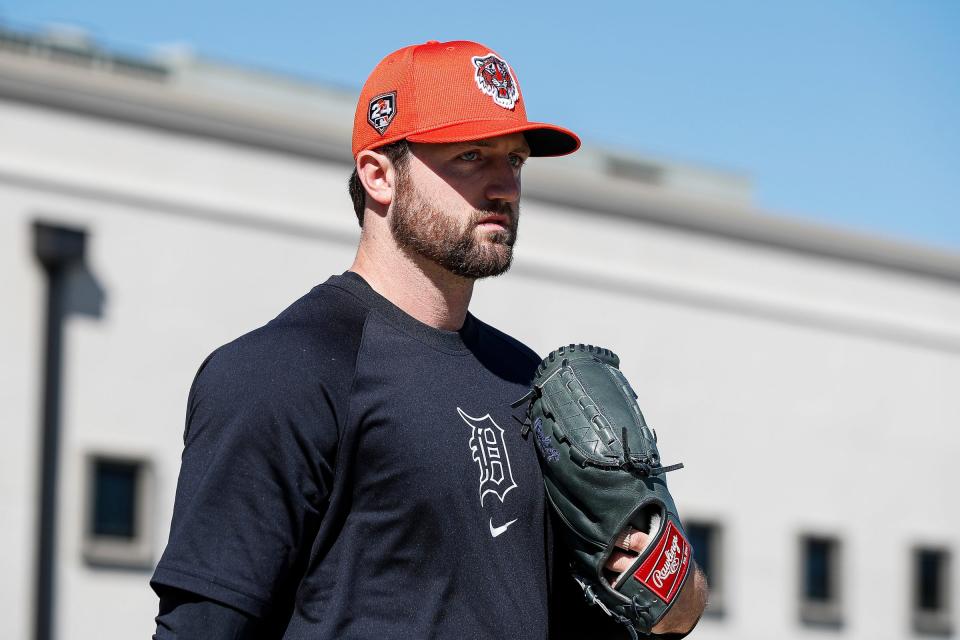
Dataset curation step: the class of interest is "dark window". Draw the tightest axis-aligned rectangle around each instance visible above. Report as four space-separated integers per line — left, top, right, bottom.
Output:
913 547 952 635
804 538 834 602
688 524 712 580
92 460 139 538
799 535 842 627
918 550 944 611
83 454 153 568
685 521 723 616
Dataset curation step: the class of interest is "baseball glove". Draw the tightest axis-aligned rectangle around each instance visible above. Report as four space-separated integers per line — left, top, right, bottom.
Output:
513 344 691 639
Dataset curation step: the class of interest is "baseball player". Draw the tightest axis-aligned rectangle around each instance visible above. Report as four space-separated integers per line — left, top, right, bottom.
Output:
151 40 707 639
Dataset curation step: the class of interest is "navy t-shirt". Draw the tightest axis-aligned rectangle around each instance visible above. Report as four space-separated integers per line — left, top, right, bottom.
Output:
152 272 560 639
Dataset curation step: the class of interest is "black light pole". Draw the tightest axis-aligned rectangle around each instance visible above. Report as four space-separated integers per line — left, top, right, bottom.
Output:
32 222 87 640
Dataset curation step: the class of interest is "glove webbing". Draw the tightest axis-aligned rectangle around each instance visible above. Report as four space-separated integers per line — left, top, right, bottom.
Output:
575 575 652 639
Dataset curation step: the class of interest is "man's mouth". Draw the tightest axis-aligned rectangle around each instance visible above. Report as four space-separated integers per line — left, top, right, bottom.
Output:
476 213 512 230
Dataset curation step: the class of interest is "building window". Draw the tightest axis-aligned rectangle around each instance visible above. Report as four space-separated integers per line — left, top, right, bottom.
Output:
799 535 843 627
913 547 952 635
686 521 724 616
83 454 154 568
92 460 139 537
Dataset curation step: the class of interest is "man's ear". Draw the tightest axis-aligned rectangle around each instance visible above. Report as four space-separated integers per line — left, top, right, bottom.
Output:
356 149 395 208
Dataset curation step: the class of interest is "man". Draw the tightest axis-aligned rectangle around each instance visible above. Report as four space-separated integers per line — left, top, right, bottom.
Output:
151 40 706 638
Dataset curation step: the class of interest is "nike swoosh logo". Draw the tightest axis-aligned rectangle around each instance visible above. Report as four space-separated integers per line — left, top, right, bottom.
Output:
489 517 518 538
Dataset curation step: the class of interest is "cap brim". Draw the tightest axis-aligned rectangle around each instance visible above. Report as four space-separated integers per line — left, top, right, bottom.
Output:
405 120 580 157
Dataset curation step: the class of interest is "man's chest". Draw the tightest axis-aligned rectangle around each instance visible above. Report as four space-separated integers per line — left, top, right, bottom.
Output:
344 332 543 543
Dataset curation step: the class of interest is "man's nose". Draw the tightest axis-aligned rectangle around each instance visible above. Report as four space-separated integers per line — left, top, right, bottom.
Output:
484 160 521 204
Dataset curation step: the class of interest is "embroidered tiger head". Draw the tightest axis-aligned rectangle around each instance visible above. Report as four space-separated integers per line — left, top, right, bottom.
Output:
472 53 519 109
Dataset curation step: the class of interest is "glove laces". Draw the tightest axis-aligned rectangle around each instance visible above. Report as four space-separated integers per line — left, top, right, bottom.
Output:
575 575 652 639
621 427 684 476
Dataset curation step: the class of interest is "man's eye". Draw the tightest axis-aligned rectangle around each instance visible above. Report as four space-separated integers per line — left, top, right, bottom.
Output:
509 154 527 168
459 151 480 161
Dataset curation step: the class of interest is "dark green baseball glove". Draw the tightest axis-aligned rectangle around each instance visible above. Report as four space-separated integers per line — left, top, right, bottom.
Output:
513 344 691 639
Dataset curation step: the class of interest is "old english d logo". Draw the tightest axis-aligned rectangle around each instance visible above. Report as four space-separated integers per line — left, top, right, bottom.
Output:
458 408 518 506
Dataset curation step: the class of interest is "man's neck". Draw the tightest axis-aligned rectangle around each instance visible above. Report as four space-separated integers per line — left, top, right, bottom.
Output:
350 241 474 332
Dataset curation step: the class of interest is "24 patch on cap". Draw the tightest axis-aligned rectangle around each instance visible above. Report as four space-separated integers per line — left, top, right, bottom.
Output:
368 92 397 135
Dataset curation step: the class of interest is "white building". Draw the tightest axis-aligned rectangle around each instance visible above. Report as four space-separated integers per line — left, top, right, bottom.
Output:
1 25 957 640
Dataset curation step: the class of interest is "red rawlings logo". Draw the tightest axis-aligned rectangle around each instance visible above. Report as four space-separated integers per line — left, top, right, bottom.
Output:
632 520 691 603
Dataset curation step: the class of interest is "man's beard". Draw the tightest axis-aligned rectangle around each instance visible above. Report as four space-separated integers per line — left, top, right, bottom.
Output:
390 176 518 279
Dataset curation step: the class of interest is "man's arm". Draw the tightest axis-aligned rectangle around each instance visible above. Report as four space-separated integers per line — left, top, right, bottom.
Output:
154 587 264 640
150 338 340 634
651 564 708 635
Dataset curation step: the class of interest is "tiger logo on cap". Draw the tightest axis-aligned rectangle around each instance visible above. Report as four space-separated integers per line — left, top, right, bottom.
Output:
472 53 518 110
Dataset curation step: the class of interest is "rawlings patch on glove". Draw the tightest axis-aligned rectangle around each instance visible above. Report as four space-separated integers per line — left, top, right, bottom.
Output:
514 344 690 638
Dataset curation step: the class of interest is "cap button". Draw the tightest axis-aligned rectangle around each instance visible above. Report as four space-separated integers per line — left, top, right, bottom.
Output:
425 40 440 44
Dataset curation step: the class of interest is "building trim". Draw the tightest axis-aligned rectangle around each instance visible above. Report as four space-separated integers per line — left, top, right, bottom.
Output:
0 56 350 163
5 166 959 354
522 164 960 282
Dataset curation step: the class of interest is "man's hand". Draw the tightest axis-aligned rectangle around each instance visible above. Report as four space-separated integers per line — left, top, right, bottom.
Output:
605 528 709 635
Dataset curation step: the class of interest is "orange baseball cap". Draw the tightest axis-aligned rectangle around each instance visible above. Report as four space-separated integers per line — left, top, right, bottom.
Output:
352 40 580 158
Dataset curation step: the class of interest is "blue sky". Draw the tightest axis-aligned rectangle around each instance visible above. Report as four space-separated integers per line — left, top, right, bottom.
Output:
2 1 958 250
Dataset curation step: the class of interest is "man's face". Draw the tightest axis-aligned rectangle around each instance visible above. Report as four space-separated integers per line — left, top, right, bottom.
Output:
389 133 530 279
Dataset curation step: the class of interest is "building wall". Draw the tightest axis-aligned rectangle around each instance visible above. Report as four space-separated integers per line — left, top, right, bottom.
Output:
2 68 958 640
500 200 960 639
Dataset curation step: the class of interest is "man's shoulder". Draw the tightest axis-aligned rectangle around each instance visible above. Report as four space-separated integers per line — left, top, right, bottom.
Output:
195 281 372 394
474 318 539 362
470 315 541 383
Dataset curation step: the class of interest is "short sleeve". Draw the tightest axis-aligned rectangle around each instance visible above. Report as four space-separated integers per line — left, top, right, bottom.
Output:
153 585 264 639
151 338 341 618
